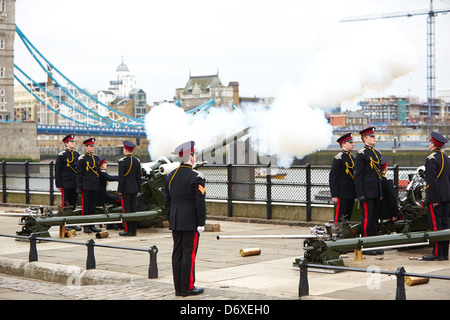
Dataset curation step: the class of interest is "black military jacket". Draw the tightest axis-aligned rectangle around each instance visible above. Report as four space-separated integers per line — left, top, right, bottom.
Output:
164 164 207 231
118 155 141 194
329 151 356 199
425 149 450 204
379 176 398 219
98 170 119 205
354 145 383 200
55 149 79 189
99 170 118 193
76 152 100 191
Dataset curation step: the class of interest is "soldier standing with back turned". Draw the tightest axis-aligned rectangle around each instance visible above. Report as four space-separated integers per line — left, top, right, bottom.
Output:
118 140 141 237
422 132 450 261
329 132 356 222
164 141 206 297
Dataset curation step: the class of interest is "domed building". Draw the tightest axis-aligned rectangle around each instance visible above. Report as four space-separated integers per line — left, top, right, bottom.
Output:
96 58 149 120
109 58 136 99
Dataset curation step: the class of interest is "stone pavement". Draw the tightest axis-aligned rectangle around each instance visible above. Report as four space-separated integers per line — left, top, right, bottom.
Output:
0 204 450 301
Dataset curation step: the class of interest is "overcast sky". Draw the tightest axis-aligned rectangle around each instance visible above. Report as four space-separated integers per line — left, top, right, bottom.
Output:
14 0 450 109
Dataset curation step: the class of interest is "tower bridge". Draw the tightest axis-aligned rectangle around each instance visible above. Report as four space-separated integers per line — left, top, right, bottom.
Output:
13 25 217 132
36 124 146 138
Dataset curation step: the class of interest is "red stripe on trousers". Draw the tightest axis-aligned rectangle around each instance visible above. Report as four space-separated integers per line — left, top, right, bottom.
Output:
189 232 199 290
334 198 340 223
429 204 438 255
363 201 368 237
121 194 128 232
61 188 65 207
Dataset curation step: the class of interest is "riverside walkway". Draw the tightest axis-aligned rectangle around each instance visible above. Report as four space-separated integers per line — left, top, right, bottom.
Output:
0 204 449 302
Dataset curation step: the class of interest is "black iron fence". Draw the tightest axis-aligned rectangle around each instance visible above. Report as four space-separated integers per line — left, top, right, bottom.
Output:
0 161 417 220
0 233 159 279
297 258 450 300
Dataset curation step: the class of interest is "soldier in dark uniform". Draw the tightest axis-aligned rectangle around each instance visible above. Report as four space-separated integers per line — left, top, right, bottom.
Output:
164 141 206 297
379 157 399 221
55 134 79 210
76 138 101 234
118 140 141 236
423 132 450 261
329 132 356 222
97 156 120 207
354 127 383 254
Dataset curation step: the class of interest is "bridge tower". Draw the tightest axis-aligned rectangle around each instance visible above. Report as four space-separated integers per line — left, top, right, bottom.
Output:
0 0 15 121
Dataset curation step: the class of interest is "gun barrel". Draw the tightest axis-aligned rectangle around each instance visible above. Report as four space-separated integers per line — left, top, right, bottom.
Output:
304 228 450 265
198 127 250 159
217 234 317 240
143 126 251 173
0 213 38 217
330 229 450 251
35 210 161 227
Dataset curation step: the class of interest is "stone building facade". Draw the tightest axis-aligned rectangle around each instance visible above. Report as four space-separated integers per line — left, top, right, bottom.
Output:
175 72 239 112
0 0 15 121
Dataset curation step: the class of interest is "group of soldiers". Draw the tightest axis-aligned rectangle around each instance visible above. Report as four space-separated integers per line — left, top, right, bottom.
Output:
329 127 450 260
55 134 141 236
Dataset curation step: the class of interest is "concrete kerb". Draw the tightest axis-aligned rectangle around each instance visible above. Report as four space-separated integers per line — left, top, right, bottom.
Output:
0 256 146 286
0 257 27 277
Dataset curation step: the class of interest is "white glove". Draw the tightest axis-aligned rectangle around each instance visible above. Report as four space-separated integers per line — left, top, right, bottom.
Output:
197 226 205 233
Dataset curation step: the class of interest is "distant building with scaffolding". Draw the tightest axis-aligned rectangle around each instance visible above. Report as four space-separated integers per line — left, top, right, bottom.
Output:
358 96 449 125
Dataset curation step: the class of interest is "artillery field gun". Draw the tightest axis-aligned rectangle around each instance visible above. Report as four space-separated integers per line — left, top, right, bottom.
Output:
219 165 450 266
8 127 250 237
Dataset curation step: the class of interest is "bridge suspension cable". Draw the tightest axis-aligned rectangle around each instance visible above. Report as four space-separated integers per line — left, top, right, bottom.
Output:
14 69 88 126
14 64 104 126
15 25 144 127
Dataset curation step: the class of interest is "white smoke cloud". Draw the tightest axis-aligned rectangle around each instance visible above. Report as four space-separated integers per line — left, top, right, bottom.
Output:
243 84 333 168
306 23 417 107
144 89 333 168
144 22 417 168
144 103 248 159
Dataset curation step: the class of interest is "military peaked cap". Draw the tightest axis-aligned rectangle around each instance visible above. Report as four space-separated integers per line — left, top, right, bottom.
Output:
430 132 447 148
174 141 195 157
359 127 376 136
337 133 353 145
83 138 95 146
123 140 136 151
62 134 75 143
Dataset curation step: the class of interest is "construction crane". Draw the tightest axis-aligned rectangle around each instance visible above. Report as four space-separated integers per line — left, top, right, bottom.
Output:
340 0 450 122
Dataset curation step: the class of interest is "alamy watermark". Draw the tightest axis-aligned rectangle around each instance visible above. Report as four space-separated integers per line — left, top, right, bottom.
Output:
366 265 382 290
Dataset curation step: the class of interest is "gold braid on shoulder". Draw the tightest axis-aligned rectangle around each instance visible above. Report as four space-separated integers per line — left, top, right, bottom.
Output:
85 154 99 177
365 146 382 180
168 165 192 192
124 155 133 177
342 150 354 179
425 150 445 190
66 150 77 173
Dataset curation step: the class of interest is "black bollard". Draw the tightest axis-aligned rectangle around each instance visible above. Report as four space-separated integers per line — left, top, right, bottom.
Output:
395 266 406 300
29 233 38 262
148 245 158 279
86 239 96 270
298 258 309 297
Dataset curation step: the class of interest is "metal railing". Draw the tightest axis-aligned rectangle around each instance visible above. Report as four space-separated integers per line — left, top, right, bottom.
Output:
0 233 159 279
297 258 450 300
0 161 416 221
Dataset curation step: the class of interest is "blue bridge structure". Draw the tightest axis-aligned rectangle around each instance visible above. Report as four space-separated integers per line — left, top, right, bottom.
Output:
14 25 225 137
